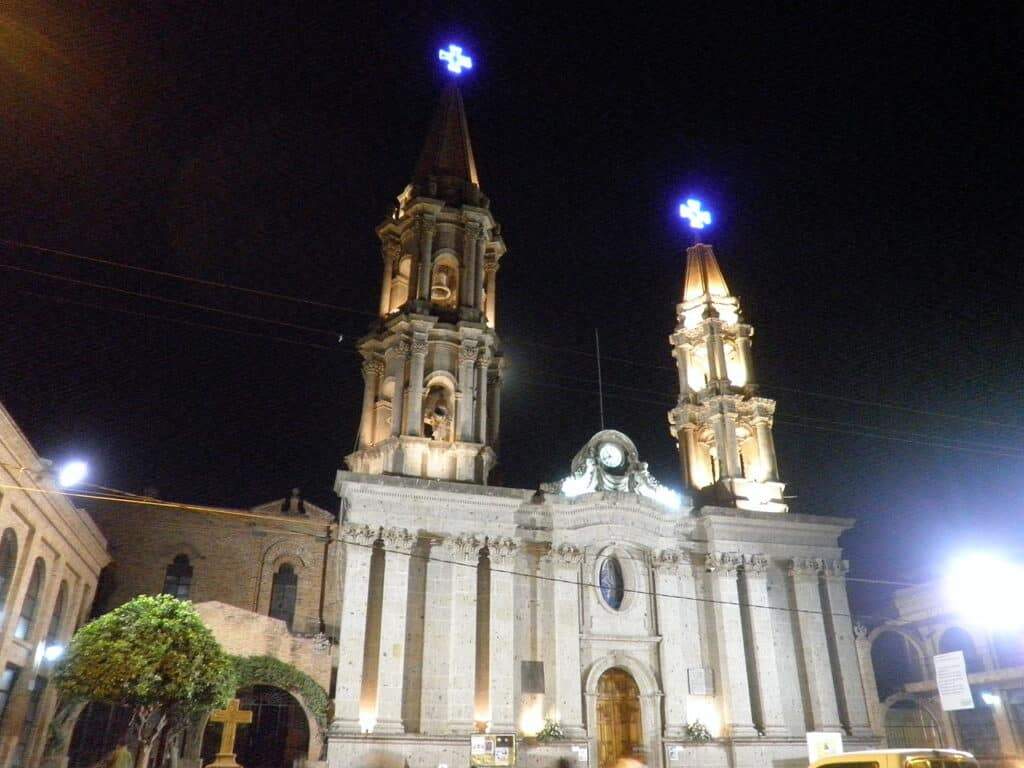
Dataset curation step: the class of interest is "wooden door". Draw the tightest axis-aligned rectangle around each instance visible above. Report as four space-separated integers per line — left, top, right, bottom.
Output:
596 668 643 767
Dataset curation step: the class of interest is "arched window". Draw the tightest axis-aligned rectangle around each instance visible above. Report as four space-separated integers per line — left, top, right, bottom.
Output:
45 581 68 650
269 564 297 629
599 557 625 611
940 626 984 673
15 558 46 640
162 555 193 600
0 529 18 620
871 631 926 700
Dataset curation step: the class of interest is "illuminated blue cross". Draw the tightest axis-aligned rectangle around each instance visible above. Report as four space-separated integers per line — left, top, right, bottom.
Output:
679 198 712 230
439 45 473 75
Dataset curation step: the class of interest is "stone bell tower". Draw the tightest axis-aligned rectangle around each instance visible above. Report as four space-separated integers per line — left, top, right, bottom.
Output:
667 243 787 512
346 83 505 484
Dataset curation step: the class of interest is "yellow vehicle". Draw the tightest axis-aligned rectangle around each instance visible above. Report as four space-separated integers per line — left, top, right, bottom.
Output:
811 749 977 768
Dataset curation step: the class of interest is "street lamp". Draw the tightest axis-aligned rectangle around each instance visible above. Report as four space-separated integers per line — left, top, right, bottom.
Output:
56 460 88 488
945 553 1024 631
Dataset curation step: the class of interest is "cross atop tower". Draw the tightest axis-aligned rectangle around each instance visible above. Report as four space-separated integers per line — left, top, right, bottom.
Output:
439 44 473 75
679 198 712 230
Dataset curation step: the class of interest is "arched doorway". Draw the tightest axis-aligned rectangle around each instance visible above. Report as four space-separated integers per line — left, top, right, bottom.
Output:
202 686 309 768
596 668 643 768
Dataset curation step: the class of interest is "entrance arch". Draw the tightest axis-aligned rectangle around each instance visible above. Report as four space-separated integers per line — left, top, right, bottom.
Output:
201 686 310 768
596 668 643 768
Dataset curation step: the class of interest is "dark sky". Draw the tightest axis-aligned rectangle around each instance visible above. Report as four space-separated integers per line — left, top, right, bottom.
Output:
2 3 1022 614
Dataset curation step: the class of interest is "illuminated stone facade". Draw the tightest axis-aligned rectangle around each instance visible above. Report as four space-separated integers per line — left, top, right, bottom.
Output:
327 86 877 768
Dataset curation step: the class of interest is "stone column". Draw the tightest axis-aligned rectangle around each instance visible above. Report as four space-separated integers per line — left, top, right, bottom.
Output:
457 343 478 442
736 327 755 390
461 222 482 314
489 537 519 732
675 419 699 492
821 561 874 736
753 416 779 482
654 550 690 737
790 558 843 732
476 349 491 444
379 241 398 316
709 408 742 480
388 342 409 438
415 217 436 303
333 524 380 732
853 624 884 736
673 344 691 399
706 552 757 737
488 368 502 447
445 535 482 733
419 537 453 734
374 528 415 733
359 358 383 448
406 339 428 437
741 555 788 735
547 544 586 737
474 233 487 313
484 259 498 327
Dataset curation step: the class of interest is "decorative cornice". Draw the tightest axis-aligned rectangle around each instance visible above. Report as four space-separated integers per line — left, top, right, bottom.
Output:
340 524 378 547
705 551 743 574
654 549 682 572
823 559 850 578
382 527 415 554
386 340 410 360
443 533 482 564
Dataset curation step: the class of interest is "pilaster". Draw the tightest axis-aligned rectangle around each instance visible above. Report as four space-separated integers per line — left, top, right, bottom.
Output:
334 524 379 732
789 558 843 732
488 537 519 732
445 534 482 734
653 550 690 737
740 554 787 736
406 338 428 437
420 537 453 734
545 544 586 737
705 552 757 737
374 528 415 734
821 560 874 737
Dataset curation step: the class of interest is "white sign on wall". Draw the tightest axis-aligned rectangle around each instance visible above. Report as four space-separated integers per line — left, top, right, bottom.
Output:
806 731 843 763
934 651 975 711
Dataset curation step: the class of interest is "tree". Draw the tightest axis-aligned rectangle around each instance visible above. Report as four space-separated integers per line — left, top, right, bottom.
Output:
55 594 236 768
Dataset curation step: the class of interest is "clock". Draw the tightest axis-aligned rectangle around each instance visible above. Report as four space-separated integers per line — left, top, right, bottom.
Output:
597 442 625 470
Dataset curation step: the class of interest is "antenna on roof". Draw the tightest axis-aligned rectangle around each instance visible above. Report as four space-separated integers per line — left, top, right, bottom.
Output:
595 328 606 431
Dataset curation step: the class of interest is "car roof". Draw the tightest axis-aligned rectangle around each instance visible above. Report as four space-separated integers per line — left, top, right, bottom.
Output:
812 749 974 767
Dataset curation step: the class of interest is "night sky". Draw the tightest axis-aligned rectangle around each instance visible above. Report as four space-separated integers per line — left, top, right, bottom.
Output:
2 3 1022 615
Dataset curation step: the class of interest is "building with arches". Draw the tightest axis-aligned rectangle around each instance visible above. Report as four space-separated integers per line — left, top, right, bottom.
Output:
327 82 876 768
0 402 109 768
858 583 1024 766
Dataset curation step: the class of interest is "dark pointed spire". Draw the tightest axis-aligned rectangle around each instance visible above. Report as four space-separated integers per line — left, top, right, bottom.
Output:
411 83 485 207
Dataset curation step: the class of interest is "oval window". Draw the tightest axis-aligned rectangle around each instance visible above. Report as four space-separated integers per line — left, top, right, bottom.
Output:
599 557 625 610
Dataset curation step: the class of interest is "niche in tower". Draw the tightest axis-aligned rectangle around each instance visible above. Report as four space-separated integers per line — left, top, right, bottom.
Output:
390 255 412 312
422 377 455 441
430 253 459 312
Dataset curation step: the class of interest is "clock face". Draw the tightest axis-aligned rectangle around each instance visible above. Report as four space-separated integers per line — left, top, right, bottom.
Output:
598 442 625 469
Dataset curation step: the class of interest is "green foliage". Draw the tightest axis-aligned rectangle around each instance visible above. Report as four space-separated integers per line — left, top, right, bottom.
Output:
684 720 713 743
536 718 565 742
231 655 329 729
55 595 235 723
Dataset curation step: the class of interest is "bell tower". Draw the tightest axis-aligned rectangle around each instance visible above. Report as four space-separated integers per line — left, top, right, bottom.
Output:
667 243 787 512
346 83 505 484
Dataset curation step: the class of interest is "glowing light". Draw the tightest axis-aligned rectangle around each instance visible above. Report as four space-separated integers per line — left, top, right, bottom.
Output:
686 695 721 737
358 709 376 733
43 644 64 662
57 461 88 488
981 692 1001 707
679 198 712 230
946 554 1024 630
519 694 545 736
439 44 473 75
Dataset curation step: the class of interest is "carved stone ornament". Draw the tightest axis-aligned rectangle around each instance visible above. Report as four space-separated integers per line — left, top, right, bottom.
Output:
654 549 682 572
443 534 482 564
383 241 401 262
415 215 437 238
549 543 585 568
744 554 769 574
410 339 429 357
483 257 499 275
789 557 826 577
854 623 869 640
478 347 493 367
463 221 483 242
387 340 410 360
489 537 519 567
312 632 331 652
705 551 743 573
383 527 415 554
459 344 479 365
361 358 384 379
341 524 379 547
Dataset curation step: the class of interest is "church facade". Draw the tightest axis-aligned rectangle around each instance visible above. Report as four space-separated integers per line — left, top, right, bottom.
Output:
327 84 876 768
